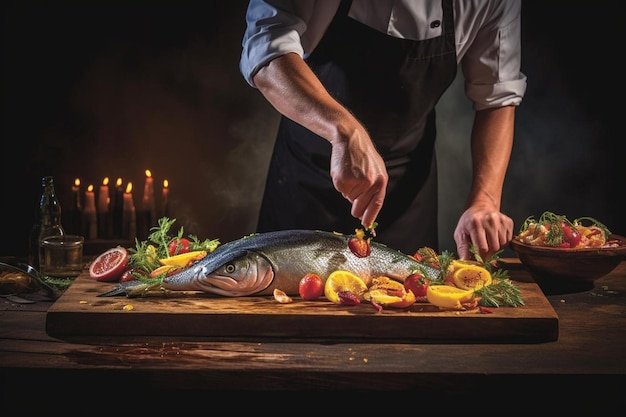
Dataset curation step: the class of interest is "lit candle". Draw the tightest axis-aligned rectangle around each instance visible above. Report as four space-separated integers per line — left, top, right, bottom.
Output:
84 184 98 239
71 178 82 235
112 177 124 238
161 179 169 217
72 178 82 209
142 169 156 225
98 177 110 213
72 178 81 195
123 182 136 240
98 177 110 238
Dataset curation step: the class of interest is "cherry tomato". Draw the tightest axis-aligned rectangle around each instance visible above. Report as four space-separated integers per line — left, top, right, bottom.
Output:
404 273 429 297
561 223 581 247
298 273 325 301
168 238 191 256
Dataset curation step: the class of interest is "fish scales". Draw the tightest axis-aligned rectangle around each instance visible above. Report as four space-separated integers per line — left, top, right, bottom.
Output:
99 230 436 298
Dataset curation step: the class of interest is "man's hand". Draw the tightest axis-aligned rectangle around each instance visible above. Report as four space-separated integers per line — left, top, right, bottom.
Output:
453 205 514 260
329 127 388 229
253 53 388 228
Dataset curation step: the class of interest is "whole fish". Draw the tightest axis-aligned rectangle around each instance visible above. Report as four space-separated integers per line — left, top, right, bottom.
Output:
98 229 438 298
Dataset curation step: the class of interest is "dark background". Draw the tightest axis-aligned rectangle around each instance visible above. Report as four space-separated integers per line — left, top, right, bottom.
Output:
3 1 624 258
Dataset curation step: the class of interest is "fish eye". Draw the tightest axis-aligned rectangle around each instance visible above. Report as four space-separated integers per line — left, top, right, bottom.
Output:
225 264 236 273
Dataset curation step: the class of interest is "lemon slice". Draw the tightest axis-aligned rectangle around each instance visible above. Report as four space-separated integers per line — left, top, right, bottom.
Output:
365 288 416 308
146 245 158 264
324 270 368 304
426 285 474 309
159 250 207 267
451 261 492 290
369 276 405 292
363 276 417 308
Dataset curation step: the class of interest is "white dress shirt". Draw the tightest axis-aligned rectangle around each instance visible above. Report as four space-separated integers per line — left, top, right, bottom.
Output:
240 0 527 110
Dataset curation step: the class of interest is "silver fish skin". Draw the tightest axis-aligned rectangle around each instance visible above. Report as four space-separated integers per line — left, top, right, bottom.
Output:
99 230 437 298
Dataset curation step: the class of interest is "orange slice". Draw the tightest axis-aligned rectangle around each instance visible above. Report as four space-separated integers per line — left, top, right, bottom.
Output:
324 270 368 304
426 285 475 310
149 264 181 278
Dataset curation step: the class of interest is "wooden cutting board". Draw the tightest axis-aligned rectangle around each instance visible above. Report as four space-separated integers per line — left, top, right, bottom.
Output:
46 265 558 343
46 262 559 343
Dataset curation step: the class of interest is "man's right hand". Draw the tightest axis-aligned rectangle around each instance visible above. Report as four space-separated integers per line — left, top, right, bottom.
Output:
329 126 388 229
253 53 388 228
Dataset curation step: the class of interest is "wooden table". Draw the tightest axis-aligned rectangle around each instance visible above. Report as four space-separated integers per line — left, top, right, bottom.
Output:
2 259 625 414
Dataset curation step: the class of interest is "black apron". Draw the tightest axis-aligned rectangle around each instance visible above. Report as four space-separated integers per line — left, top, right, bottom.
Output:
257 0 457 255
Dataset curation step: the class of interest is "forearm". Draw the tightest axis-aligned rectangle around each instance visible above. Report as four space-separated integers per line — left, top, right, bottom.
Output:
252 52 362 145
467 106 516 209
253 52 388 228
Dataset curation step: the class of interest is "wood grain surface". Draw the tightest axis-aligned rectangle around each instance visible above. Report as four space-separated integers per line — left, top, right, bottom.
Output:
46 269 558 342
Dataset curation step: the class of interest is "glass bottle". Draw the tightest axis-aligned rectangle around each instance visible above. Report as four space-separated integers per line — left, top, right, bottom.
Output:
29 176 65 270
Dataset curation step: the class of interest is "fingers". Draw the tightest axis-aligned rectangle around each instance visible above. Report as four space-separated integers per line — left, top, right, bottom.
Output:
455 210 514 260
339 175 386 228
333 163 387 228
455 237 471 261
351 184 385 229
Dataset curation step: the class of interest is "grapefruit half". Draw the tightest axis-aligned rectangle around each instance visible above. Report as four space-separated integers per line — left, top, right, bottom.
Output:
89 246 129 282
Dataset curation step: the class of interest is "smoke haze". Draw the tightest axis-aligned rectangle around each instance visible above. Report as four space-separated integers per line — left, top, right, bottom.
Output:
3 1 623 257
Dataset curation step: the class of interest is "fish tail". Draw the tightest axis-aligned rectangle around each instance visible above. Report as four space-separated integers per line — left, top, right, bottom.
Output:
97 286 129 297
97 280 161 298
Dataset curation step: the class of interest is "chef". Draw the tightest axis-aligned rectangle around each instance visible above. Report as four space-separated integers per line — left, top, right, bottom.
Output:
239 0 527 260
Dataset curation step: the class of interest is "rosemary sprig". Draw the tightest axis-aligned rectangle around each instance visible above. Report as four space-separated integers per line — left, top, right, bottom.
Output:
188 234 221 253
126 217 221 277
127 238 160 273
148 217 178 259
475 277 525 308
413 245 524 308
468 246 523 307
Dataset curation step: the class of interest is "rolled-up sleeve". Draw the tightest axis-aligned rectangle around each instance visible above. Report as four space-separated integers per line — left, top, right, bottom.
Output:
461 1 527 110
240 1 307 87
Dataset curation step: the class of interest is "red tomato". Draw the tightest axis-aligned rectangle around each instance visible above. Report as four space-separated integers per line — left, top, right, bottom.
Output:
561 223 581 247
168 238 191 256
298 273 325 301
404 273 429 297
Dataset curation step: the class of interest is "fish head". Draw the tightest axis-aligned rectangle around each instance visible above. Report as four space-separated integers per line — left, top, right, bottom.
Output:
190 250 274 297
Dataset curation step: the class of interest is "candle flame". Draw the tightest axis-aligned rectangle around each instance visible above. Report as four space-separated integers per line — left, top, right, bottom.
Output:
102 177 109 186
163 179 169 188
88 184 94 192
125 182 133 193
145 169 152 178
74 178 80 187
116 177 123 187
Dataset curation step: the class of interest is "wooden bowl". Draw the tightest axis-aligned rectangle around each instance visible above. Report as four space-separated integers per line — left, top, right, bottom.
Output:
509 234 626 294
